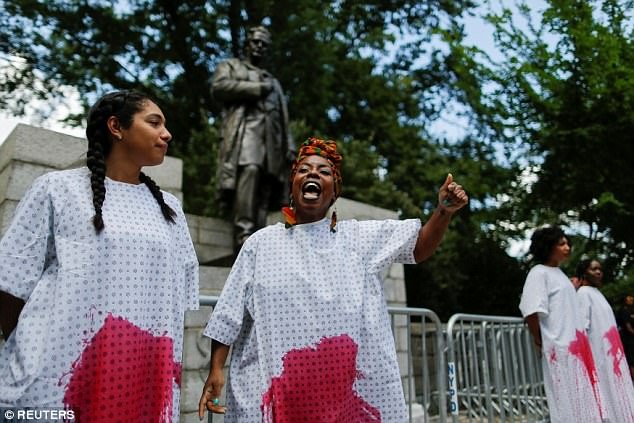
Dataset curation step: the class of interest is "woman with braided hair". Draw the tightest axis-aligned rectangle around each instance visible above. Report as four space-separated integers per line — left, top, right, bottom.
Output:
0 91 199 422
198 137 468 422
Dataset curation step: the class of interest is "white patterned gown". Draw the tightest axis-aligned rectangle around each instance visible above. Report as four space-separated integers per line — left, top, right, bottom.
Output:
577 285 634 422
0 167 199 423
204 217 420 422
519 265 605 422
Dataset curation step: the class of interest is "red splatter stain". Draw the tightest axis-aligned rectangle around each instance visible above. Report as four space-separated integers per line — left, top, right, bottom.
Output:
604 325 625 377
568 329 603 418
261 334 381 422
549 348 557 363
61 314 181 422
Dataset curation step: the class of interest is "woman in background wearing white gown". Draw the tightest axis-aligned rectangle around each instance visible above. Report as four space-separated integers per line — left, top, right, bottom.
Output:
519 226 605 422
576 258 634 422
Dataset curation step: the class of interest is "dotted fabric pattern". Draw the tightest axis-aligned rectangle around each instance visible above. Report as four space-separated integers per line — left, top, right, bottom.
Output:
0 167 199 423
204 217 421 422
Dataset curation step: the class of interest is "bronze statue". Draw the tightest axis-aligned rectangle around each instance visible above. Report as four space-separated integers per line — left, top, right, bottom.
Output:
212 26 295 252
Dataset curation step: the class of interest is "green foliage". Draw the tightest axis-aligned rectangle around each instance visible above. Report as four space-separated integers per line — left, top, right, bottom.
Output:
407 231 527 321
444 0 634 301
601 273 634 309
0 0 529 318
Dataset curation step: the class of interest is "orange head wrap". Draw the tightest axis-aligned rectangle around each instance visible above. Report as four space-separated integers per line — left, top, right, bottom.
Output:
290 137 343 198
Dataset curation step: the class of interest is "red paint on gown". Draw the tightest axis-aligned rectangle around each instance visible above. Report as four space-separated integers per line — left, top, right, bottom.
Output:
549 348 557 363
62 314 181 422
261 334 381 422
568 329 603 417
604 325 625 377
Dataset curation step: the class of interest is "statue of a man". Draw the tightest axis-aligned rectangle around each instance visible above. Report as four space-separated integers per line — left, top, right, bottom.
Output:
212 26 295 252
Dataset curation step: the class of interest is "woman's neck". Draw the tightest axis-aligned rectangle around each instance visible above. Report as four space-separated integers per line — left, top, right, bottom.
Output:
294 210 328 225
105 154 142 184
295 215 326 225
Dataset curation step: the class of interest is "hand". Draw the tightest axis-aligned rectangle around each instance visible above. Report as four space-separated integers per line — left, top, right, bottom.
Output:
198 368 226 419
437 173 468 214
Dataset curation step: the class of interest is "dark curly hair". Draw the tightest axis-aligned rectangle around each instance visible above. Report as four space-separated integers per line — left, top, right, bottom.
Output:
575 258 595 280
85 90 175 233
528 226 571 264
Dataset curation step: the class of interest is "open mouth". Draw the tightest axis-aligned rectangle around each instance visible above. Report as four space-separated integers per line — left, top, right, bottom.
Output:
302 181 322 200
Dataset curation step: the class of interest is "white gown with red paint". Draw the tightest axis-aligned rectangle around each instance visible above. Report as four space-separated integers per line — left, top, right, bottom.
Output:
519 265 605 422
0 167 199 422
577 285 634 423
204 217 421 422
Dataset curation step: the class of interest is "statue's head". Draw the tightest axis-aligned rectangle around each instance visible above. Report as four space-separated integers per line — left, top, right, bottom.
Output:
246 26 271 62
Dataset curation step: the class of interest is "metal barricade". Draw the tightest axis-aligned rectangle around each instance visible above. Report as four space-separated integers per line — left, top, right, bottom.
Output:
445 314 548 423
389 306 448 423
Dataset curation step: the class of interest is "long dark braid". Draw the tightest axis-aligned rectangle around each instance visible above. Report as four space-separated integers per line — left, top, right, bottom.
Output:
139 172 176 223
85 90 175 232
86 140 107 231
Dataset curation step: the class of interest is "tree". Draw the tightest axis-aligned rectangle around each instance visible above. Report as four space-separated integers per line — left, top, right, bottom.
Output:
444 0 634 300
1 0 478 210
1 0 528 317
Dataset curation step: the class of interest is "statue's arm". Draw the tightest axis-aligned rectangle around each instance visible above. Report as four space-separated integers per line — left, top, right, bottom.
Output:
211 60 269 102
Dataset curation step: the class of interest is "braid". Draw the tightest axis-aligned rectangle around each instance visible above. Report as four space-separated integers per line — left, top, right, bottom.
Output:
86 102 112 233
87 140 107 232
139 172 176 223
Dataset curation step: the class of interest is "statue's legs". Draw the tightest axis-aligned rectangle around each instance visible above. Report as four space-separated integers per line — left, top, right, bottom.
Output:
233 164 271 251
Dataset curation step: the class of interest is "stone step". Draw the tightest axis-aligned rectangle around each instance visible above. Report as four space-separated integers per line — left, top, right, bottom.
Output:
199 265 231 297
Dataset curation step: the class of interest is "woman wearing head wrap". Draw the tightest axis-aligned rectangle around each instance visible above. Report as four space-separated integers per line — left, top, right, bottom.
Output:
576 258 634 422
199 137 468 422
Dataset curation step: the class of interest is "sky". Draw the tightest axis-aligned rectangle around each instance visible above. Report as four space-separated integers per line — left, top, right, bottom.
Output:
0 1 523 146
0 115 84 141
0 81 85 144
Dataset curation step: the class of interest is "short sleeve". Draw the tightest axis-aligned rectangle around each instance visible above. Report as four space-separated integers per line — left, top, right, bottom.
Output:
202 234 256 345
163 193 199 311
177 212 199 311
0 174 54 300
518 266 550 317
576 288 592 331
357 219 421 275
